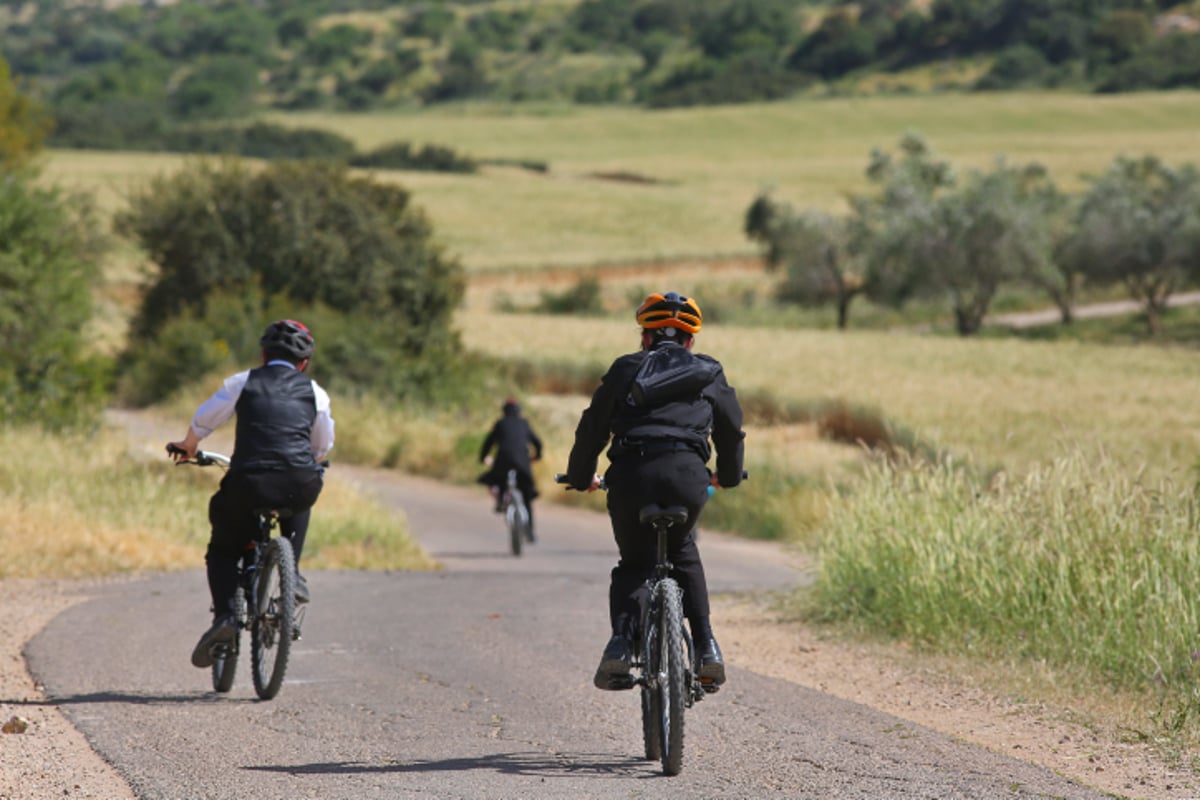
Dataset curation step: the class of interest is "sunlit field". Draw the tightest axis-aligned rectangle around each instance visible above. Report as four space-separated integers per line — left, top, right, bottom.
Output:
42 91 1200 272
460 310 1200 479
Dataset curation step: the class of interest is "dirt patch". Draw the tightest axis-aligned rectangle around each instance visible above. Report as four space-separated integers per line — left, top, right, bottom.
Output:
0 579 136 800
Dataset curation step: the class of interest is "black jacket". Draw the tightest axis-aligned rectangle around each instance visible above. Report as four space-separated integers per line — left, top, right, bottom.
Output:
566 341 744 490
480 411 543 473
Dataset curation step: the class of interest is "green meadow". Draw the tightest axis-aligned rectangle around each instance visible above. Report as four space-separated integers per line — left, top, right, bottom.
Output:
42 90 1200 272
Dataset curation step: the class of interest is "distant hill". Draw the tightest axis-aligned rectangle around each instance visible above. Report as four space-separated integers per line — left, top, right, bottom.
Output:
1 0 1197 151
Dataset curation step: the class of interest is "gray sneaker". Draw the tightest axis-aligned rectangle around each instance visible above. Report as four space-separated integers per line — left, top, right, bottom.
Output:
295 574 310 605
191 616 237 668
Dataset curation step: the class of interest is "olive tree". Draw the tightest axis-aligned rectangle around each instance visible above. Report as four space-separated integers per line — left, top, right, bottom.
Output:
1060 155 1200 336
745 192 864 329
853 134 1062 335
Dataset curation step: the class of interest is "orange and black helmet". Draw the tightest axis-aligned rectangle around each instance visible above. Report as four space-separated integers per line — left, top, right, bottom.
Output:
635 291 702 335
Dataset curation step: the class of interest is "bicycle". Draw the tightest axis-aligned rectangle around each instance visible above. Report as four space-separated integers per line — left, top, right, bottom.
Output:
555 473 727 776
501 468 533 556
168 446 302 700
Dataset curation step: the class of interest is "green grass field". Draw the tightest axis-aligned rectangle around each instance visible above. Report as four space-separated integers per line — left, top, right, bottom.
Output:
42 90 1200 272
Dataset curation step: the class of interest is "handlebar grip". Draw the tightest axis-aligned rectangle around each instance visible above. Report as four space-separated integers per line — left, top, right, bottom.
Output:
554 473 569 484
166 443 185 456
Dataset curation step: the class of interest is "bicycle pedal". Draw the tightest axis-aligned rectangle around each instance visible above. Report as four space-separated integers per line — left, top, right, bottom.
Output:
700 680 720 694
607 674 635 691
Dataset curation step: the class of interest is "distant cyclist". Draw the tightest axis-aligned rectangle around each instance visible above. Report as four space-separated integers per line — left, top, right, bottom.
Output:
168 319 335 669
478 398 543 536
564 291 745 689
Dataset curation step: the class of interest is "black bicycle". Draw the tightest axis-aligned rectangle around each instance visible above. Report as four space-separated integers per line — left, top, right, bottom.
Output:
555 473 722 776
501 468 533 556
169 446 301 700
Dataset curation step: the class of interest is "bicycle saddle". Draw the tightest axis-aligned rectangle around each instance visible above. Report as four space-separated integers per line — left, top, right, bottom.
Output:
639 504 688 527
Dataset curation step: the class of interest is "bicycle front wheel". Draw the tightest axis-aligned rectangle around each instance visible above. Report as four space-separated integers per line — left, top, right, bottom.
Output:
251 537 296 700
656 578 687 775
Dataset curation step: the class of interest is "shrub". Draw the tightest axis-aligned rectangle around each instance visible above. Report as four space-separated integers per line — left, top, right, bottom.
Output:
0 173 109 428
115 159 465 403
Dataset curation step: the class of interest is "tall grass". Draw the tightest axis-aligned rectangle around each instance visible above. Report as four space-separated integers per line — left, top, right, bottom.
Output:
810 450 1200 736
0 426 434 579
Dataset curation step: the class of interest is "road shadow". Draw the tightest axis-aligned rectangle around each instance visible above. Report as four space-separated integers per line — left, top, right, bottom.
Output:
6 690 253 706
243 751 662 779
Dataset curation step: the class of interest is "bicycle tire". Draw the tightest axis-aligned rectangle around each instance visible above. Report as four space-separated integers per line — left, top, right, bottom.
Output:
251 537 296 700
213 571 249 693
506 492 523 557
640 617 663 760
657 578 686 775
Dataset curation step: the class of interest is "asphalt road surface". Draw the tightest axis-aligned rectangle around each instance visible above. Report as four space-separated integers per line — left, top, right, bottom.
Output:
25 466 1110 799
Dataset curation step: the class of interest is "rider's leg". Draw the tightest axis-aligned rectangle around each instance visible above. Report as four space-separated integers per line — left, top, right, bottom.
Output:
193 480 257 668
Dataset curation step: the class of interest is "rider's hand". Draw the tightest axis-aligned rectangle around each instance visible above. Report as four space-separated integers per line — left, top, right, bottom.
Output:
167 429 200 462
710 473 721 489
587 474 602 493
483 455 494 467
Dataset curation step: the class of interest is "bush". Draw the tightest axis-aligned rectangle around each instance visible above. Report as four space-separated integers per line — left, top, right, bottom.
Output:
350 141 478 173
115 159 465 403
0 174 109 428
164 122 356 161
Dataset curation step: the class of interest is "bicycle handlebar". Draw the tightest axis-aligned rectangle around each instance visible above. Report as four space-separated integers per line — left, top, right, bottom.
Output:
166 443 231 468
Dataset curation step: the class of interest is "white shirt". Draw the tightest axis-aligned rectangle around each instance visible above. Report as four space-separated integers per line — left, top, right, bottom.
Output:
190 360 335 460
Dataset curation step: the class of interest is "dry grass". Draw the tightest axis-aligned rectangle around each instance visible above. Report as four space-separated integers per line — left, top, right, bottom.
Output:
41 91 1200 274
0 424 434 579
459 309 1200 478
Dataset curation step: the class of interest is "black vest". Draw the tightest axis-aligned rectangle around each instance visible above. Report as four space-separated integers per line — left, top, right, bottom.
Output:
231 364 319 472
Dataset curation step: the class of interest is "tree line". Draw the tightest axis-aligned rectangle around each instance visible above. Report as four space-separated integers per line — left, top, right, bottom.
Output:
745 133 1200 336
1 0 1197 151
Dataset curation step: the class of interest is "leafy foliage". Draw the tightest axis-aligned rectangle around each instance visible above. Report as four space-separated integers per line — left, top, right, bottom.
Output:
1060 156 1200 335
115 158 465 402
0 57 51 171
0 172 109 427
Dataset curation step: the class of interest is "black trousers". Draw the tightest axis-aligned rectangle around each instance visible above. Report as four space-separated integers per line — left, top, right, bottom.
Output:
205 468 323 619
478 461 538 530
603 450 712 640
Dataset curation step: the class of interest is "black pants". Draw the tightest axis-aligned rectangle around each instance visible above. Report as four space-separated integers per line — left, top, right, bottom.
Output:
604 450 712 640
478 462 538 530
206 468 323 620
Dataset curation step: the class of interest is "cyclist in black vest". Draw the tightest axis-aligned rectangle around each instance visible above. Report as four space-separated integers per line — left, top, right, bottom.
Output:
478 398 543 534
565 292 745 690
168 319 335 669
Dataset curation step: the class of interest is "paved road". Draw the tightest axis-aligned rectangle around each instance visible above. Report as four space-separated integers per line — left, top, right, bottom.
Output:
25 465 1110 799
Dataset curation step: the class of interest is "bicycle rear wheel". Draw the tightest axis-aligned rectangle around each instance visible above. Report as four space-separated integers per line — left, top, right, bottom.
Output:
211 590 243 693
656 579 686 775
251 537 296 700
640 619 663 760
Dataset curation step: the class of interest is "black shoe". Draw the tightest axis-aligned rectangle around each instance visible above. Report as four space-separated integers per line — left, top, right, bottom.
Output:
191 615 237 668
295 573 310 605
697 637 726 686
593 634 633 690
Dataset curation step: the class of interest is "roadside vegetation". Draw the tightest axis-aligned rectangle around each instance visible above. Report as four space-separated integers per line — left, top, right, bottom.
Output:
6 23 1200 754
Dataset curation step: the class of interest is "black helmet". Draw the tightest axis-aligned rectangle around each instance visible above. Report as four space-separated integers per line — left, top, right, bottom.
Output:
502 398 520 414
260 319 314 362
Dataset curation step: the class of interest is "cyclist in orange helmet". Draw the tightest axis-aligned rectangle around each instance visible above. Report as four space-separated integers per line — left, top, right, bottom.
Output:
565 291 745 689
